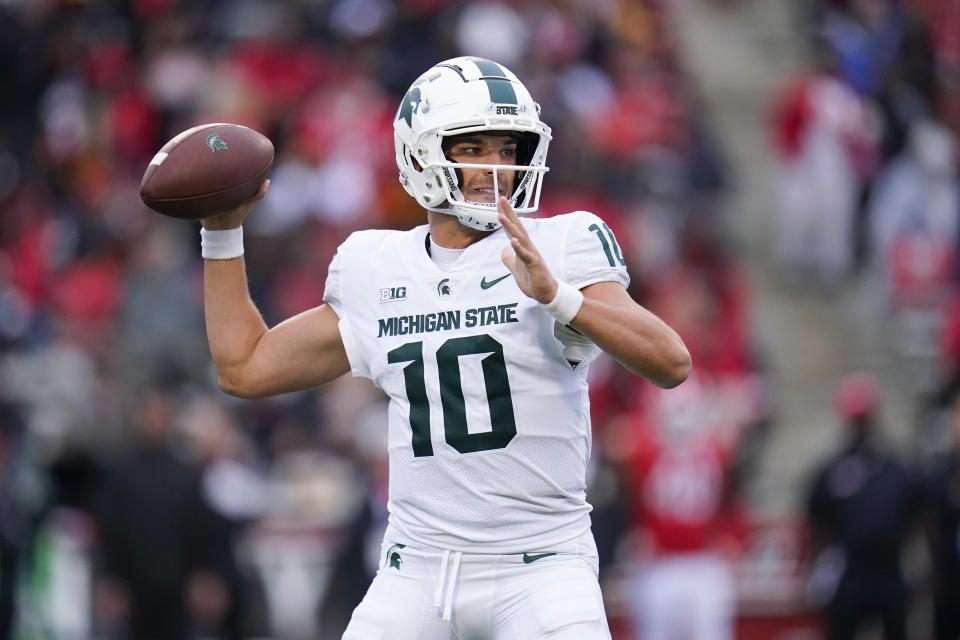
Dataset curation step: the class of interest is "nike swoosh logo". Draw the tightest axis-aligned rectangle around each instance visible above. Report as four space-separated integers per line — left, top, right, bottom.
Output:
522 552 556 564
480 273 512 289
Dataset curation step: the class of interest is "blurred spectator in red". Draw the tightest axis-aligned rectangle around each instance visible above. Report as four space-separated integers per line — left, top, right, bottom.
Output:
805 373 919 640
0 186 58 331
937 289 960 383
769 38 878 289
587 64 688 166
644 226 755 379
923 385 960 640
251 75 394 237
613 373 749 640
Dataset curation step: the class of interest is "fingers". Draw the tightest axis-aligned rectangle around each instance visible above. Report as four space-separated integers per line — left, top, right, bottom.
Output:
201 179 270 229
500 245 517 272
497 195 515 219
253 178 270 202
498 197 537 264
509 236 538 265
497 197 527 238
497 197 559 303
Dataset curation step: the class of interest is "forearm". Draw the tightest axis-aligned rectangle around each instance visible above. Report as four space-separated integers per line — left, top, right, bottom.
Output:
203 256 269 393
569 289 690 388
495 198 690 386
197 181 349 397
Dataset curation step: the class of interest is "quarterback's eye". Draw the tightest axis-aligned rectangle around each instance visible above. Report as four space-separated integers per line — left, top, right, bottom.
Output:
447 138 517 162
449 145 516 158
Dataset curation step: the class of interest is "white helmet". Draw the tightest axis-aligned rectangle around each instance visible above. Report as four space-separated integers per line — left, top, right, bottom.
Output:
394 57 552 231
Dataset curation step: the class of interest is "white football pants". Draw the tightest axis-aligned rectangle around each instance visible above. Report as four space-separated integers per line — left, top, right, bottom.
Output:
342 528 611 639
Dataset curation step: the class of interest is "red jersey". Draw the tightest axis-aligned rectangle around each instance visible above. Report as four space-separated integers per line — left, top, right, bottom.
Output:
628 431 733 555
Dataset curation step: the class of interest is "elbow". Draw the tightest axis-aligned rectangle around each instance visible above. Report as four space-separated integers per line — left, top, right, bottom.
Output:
654 346 693 389
216 373 245 398
216 370 258 399
662 354 692 388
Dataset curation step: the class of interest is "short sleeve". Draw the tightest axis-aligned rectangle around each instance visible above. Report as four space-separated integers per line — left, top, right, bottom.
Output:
322 246 344 317
561 211 630 290
322 240 372 380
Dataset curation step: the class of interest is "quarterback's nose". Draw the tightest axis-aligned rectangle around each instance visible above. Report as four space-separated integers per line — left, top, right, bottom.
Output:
481 151 511 168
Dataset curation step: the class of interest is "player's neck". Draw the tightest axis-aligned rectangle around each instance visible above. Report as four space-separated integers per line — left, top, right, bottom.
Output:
426 211 494 249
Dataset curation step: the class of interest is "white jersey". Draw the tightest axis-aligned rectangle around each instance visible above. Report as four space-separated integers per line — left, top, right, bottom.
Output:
324 211 629 553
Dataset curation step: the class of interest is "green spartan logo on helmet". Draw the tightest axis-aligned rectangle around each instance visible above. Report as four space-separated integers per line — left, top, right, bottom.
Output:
397 87 422 127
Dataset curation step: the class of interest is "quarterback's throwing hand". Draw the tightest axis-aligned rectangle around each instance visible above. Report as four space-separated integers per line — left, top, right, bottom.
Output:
201 179 270 230
498 196 558 304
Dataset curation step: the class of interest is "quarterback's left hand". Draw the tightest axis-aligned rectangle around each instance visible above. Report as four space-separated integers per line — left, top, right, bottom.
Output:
498 197 559 304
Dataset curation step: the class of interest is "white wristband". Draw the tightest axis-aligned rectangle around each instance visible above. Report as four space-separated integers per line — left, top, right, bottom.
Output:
201 226 244 260
543 281 583 325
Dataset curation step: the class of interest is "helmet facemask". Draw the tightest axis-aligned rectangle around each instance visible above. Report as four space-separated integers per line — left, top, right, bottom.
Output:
433 129 546 228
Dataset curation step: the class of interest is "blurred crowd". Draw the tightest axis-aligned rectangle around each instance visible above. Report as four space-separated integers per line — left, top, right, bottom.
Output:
0 0 959 638
770 0 960 365
768 1 960 639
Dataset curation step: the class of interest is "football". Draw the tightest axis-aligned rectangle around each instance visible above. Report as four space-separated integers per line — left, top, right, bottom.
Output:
139 123 274 219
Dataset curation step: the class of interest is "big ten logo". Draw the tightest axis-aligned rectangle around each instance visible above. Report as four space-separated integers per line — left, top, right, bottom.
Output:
379 286 407 303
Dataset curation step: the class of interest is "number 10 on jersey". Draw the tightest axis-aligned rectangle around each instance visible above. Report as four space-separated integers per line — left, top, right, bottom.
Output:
387 334 518 457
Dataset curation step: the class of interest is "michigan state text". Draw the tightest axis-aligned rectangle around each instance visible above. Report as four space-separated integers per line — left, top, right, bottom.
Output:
377 303 519 337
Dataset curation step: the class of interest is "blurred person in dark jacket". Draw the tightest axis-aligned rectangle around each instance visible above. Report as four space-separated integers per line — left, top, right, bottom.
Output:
95 389 229 640
923 386 960 640
806 372 919 640
180 394 268 640
0 414 29 640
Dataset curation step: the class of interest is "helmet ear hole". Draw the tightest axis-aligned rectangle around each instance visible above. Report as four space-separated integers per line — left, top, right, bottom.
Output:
406 147 423 172
511 132 538 167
